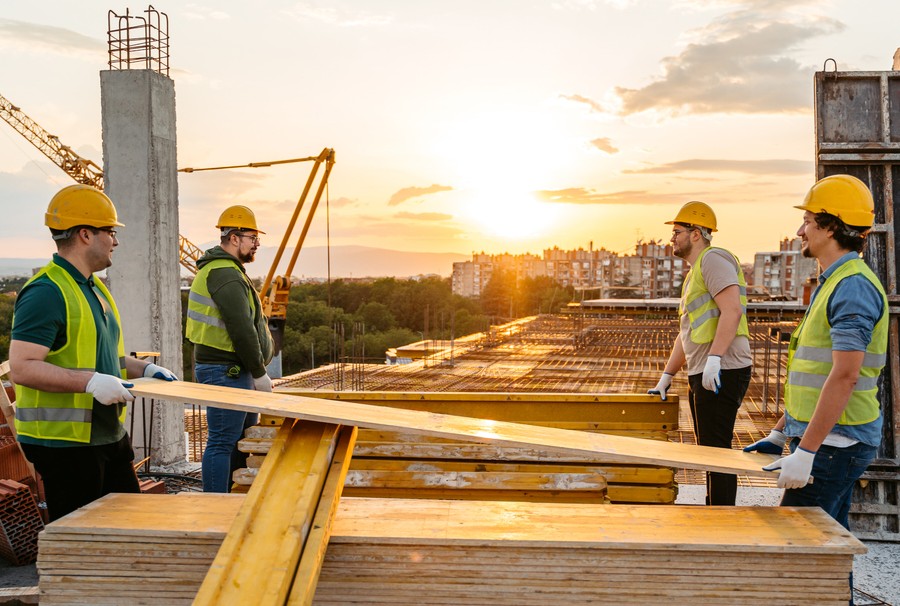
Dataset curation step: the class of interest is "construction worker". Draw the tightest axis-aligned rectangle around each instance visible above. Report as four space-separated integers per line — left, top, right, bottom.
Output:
745 175 886 531
187 204 274 493
649 201 752 506
8 184 178 522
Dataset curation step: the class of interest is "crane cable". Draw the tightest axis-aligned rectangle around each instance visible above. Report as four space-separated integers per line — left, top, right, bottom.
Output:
326 179 332 308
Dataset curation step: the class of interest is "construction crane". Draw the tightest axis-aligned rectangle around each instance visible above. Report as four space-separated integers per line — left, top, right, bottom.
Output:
0 91 204 274
179 148 336 366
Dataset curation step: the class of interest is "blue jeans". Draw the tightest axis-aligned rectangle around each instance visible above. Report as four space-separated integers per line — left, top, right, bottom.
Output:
781 439 876 530
195 363 259 493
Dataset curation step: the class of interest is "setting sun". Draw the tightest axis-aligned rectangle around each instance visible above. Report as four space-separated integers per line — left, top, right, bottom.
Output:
464 187 559 240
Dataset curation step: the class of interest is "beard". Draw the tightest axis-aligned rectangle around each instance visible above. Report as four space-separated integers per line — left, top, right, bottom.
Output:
673 240 691 259
238 249 256 264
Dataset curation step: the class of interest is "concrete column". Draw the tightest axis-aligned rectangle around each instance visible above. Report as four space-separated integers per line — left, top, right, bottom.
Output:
100 69 184 466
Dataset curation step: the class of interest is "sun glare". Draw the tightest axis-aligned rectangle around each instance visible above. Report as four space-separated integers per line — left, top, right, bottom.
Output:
465 187 559 240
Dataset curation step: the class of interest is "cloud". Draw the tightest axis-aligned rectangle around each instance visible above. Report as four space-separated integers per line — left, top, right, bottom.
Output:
625 158 813 175
535 187 689 205
182 4 231 20
0 19 104 57
394 211 453 222
552 0 638 9
388 184 453 206
590 137 619 154
613 3 843 115
282 2 392 27
559 94 608 113
327 196 356 208
331 214 468 242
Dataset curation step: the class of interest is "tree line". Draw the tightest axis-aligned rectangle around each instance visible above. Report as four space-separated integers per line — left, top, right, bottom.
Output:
1 273 574 378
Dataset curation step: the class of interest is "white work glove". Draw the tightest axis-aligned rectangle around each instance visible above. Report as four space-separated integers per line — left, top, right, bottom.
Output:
648 373 674 401
86 372 135 405
762 446 816 489
143 363 178 381
743 429 787 455
253 373 273 392
701 355 722 393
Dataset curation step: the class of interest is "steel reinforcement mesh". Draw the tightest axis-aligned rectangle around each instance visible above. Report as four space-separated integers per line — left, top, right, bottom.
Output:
247 314 797 488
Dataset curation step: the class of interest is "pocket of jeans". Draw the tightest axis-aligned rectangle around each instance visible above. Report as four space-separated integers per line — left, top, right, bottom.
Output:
844 455 874 483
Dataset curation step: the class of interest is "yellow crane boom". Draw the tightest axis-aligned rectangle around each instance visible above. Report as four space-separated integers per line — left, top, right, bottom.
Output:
179 148 335 322
0 91 203 274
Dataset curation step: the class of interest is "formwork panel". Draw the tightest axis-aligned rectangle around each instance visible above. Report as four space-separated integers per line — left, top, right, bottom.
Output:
816 69 900 540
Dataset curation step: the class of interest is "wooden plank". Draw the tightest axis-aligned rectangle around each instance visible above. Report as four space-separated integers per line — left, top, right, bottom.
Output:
194 420 340 605
131 378 779 477
326 497 865 554
36 493 861 606
287 425 357 606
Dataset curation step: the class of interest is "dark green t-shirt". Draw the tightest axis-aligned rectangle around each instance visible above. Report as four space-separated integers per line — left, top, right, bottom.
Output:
11 254 126 447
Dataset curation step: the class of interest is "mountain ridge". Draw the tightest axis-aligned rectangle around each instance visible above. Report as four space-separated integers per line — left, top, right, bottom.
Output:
0 245 469 279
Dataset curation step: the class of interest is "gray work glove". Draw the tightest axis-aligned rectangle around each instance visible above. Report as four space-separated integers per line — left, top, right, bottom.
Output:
143 363 178 381
701 355 722 393
763 447 816 489
86 372 135 405
743 429 787 455
648 373 674 401
253 373 273 392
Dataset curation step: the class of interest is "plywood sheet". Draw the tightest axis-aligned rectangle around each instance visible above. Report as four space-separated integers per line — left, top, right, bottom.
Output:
131 379 779 477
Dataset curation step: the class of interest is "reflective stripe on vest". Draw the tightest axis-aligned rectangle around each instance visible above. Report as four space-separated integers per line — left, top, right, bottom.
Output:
14 261 127 443
784 258 887 425
185 258 256 352
679 246 749 344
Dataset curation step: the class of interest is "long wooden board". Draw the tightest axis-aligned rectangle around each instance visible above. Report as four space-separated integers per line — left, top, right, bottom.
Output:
131 378 778 477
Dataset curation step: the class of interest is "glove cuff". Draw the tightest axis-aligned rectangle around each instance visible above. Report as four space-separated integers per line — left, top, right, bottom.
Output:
768 429 787 447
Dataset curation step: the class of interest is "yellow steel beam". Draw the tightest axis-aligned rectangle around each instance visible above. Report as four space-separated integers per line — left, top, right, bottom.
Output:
277 390 679 429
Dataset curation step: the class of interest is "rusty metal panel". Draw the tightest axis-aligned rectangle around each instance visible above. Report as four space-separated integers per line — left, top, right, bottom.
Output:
819 75 883 143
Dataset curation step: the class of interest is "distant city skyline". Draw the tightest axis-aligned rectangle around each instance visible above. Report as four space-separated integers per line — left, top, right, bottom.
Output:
1 1 896 263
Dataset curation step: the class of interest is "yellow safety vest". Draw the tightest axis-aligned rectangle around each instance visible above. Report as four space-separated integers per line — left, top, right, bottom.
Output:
680 246 749 344
15 261 127 443
785 258 887 425
186 258 258 352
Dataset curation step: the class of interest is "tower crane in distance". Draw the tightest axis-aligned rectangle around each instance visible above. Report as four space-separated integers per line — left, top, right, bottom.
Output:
0 91 204 274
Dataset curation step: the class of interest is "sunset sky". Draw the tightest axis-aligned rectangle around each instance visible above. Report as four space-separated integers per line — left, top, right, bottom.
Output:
1 1 897 268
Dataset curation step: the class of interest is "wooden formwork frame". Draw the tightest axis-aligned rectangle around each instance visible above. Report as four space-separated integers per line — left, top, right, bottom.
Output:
814 68 900 463
815 67 900 540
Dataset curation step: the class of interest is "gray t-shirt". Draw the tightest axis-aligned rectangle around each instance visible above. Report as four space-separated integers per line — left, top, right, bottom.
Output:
680 248 752 375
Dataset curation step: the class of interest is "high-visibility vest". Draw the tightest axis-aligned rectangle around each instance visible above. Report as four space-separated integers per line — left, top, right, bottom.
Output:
785 258 887 425
186 258 258 352
14 261 127 443
680 246 749 344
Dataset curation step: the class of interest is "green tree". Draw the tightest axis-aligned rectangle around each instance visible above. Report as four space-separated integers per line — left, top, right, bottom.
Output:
480 270 517 320
0 295 16 363
355 301 396 332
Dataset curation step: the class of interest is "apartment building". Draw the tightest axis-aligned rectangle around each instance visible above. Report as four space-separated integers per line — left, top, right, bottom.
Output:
752 238 818 301
452 241 686 299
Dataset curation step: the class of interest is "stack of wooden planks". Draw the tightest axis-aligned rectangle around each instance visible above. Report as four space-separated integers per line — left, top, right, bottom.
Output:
37 493 864 606
36 493 244 605
240 391 678 503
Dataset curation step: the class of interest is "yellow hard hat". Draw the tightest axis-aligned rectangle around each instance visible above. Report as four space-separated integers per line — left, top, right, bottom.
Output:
795 174 874 228
215 205 265 234
665 201 717 232
45 184 124 230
